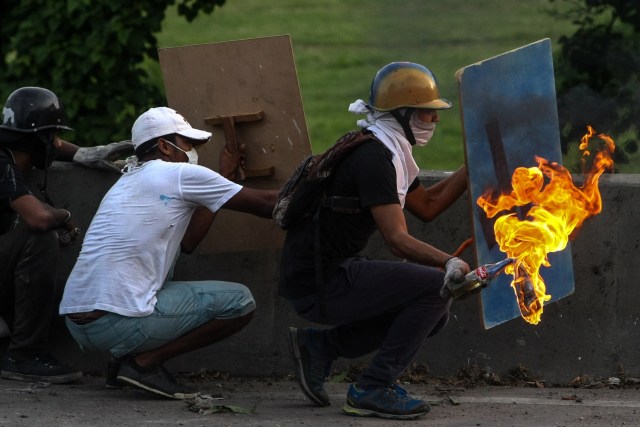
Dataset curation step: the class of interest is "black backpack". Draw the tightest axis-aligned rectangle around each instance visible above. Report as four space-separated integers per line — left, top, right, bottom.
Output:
273 130 377 229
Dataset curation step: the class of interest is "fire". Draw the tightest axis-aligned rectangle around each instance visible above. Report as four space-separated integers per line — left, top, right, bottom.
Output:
477 126 615 324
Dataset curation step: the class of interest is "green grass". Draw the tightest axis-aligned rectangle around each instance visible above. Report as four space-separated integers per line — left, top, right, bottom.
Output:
156 0 637 172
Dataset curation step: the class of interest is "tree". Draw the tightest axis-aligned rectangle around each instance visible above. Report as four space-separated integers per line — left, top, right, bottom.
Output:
550 0 639 170
0 0 225 146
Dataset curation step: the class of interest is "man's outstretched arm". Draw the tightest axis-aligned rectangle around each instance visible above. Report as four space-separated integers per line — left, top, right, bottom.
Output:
56 139 134 172
404 165 467 222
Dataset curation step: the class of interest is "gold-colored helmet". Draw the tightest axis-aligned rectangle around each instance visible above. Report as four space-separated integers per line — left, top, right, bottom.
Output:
368 62 451 111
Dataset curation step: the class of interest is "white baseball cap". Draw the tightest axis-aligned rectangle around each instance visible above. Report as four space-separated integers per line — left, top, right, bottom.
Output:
131 107 211 150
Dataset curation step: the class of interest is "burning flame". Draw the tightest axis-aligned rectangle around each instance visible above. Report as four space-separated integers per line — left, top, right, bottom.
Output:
477 126 615 324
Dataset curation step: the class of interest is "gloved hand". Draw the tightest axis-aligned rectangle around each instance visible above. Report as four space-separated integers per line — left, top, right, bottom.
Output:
440 257 470 299
73 140 134 173
57 220 82 248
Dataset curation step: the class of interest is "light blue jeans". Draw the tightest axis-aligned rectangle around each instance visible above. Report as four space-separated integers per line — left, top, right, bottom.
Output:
65 281 256 358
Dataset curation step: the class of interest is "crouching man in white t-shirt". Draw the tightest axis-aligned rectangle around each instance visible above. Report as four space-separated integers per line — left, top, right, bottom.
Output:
59 107 278 399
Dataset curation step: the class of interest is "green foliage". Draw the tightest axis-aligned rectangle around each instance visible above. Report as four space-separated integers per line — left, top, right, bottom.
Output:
3 0 637 172
0 0 225 146
550 0 640 171
159 0 572 171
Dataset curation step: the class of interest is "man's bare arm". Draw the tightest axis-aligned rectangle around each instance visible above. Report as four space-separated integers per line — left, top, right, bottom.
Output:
404 165 467 222
222 187 278 219
181 206 216 254
370 203 468 271
10 194 70 231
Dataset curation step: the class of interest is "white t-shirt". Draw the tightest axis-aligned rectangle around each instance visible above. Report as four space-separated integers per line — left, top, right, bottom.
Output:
59 160 242 317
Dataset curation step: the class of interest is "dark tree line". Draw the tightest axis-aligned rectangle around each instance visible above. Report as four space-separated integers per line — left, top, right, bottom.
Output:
551 0 639 169
0 0 224 146
1 0 637 169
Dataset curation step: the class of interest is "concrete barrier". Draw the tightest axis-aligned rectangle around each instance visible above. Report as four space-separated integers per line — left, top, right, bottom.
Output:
7 164 639 383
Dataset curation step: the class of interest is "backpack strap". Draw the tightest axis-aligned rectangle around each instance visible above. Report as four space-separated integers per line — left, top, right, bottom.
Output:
313 130 378 318
322 195 361 213
319 130 378 214
307 130 377 178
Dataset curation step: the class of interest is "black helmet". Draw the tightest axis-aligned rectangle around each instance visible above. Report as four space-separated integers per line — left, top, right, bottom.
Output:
0 87 73 169
0 86 73 133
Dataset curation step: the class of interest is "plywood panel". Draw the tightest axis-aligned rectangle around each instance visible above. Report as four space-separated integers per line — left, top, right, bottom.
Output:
159 35 312 253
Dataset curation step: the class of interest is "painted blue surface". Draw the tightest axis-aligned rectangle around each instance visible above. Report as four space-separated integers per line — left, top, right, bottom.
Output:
457 39 575 329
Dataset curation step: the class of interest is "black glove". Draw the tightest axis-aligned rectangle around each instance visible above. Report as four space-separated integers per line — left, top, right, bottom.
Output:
57 221 81 247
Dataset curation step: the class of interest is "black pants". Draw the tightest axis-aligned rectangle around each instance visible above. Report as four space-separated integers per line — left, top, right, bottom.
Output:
289 257 451 389
0 223 59 359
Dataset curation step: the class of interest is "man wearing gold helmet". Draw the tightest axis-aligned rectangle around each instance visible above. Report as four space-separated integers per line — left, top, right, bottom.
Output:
280 62 470 420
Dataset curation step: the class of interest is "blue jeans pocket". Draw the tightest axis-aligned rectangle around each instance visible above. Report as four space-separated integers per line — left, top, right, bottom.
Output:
108 324 149 358
65 315 149 358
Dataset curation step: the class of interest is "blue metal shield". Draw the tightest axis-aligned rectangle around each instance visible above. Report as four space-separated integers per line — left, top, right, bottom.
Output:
457 39 575 329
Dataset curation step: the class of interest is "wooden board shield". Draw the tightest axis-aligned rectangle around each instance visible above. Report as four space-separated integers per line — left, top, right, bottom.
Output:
457 39 575 329
158 35 312 253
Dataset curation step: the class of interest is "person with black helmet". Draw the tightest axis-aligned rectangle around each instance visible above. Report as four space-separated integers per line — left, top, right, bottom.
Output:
0 86 133 384
281 62 470 420
0 86 83 383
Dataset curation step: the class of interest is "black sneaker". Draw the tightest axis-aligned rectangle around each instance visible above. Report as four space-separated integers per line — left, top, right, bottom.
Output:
105 358 125 389
342 383 429 420
116 358 199 400
288 327 332 407
0 353 82 384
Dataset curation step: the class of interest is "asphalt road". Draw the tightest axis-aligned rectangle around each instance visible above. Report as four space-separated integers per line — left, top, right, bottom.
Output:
2 375 639 426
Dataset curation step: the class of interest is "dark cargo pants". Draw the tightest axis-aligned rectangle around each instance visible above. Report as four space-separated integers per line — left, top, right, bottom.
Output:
0 223 59 359
289 257 451 389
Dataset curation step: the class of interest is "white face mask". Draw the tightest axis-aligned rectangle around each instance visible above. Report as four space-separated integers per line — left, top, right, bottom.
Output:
410 111 436 147
166 140 199 165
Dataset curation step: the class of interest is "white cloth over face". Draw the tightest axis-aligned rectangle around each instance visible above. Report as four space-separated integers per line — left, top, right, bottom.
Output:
348 99 419 207
410 115 436 147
